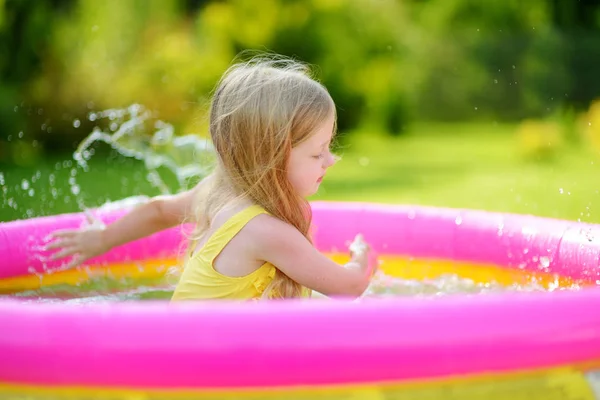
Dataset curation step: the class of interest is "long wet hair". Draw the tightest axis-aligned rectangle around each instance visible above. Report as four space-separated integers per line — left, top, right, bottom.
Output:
188 55 336 299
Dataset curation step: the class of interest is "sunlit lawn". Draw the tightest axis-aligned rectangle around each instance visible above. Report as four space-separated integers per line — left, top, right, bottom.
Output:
314 122 600 224
2 122 600 224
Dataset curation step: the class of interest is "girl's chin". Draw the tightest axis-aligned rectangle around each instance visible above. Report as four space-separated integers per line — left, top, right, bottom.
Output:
295 181 322 198
305 185 321 198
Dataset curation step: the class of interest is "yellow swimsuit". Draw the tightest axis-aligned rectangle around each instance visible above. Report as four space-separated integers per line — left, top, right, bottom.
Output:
171 205 278 301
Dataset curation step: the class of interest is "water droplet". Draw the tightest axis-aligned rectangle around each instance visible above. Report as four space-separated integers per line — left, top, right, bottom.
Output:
512 65 516 69
89 112 97 122
455 216 462 225
73 119 81 128
493 79 498 84
407 210 416 220
28 188 35 197
523 248 529 254
0 173 4 185
539 256 550 269
474 107 478 111
71 185 80 196
358 157 370 167
21 179 30 190
18 131 24 138
497 222 504 236
559 188 564 194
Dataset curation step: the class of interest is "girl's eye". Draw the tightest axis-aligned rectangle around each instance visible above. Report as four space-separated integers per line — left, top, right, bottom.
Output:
314 145 335 160
314 146 332 159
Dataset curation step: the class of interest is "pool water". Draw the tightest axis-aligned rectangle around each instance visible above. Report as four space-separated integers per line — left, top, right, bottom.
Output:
1 259 573 304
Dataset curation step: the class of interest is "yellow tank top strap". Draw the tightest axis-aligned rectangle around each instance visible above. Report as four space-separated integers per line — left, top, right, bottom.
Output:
198 204 270 262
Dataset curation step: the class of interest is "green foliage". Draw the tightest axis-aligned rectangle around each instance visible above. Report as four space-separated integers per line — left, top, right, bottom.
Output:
1 0 600 159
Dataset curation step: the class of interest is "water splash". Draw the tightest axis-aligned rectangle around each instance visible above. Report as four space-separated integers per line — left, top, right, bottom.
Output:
74 104 215 195
363 272 557 298
2 103 217 221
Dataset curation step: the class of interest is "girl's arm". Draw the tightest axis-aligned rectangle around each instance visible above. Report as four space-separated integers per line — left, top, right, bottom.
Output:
254 215 377 298
46 179 207 268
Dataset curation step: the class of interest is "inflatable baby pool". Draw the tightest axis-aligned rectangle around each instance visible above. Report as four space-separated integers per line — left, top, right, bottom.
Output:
2 201 600 399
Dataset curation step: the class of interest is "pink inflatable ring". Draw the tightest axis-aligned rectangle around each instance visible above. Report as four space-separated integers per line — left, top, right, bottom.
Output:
1 201 600 399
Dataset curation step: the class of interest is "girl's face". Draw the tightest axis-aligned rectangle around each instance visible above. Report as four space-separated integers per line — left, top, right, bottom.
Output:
287 112 337 198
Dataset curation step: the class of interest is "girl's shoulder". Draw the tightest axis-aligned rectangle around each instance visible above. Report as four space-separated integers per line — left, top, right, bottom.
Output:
209 201 283 240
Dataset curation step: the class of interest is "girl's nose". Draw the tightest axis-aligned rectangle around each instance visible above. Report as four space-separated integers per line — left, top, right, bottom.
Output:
326 152 340 168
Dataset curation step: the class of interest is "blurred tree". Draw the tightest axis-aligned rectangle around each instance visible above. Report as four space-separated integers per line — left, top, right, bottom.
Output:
549 0 600 110
23 0 228 150
0 0 76 162
408 0 569 121
2 0 600 159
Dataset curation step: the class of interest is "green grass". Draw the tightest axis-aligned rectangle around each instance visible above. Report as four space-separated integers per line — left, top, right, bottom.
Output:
1 151 169 222
2 122 600 224
313 122 600 223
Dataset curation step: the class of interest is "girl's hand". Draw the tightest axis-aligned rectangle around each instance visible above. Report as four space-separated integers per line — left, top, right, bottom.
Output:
45 210 110 269
349 233 369 260
348 234 378 276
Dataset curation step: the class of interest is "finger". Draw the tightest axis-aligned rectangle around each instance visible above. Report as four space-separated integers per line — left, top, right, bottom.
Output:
83 209 97 225
45 238 76 250
48 229 79 239
63 254 85 270
50 247 78 261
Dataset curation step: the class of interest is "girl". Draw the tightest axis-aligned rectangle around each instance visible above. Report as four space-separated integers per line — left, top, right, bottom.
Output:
47 56 377 300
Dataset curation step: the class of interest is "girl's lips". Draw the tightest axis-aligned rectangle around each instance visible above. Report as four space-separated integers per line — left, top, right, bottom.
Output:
317 176 324 183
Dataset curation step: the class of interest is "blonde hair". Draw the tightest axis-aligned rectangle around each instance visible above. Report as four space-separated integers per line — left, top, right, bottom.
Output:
189 55 336 299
